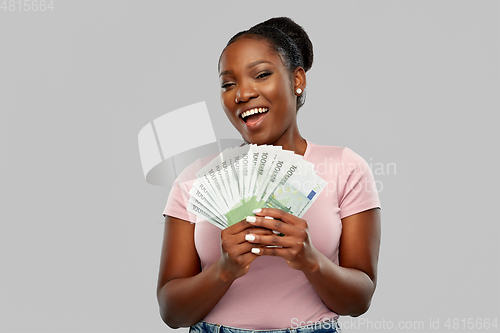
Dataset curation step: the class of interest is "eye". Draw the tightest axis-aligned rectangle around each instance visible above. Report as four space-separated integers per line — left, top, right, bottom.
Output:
221 82 235 89
256 71 272 79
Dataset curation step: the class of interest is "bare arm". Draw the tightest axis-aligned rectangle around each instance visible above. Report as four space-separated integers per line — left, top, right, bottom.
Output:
303 208 381 316
156 216 227 328
156 216 269 328
246 207 381 316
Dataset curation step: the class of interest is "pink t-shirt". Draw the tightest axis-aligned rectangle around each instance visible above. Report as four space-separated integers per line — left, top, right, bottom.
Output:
162 140 381 329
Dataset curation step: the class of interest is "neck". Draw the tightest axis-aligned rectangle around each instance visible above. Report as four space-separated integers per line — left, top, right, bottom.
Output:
271 125 307 156
242 120 307 156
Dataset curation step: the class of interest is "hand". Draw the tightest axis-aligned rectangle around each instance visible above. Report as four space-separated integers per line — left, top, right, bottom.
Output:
244 208 320 271
218 218 275 282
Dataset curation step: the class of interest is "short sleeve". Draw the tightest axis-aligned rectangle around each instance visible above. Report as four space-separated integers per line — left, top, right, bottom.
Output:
161 159 204 222
337 147 381 219
162 178 196 222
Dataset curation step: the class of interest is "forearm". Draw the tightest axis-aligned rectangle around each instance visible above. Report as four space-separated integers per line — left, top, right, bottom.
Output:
157 259 233 328
303 250 376 317
244 208 379 316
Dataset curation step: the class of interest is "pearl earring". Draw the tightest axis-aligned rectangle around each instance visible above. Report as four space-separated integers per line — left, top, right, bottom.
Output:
296 88 302 95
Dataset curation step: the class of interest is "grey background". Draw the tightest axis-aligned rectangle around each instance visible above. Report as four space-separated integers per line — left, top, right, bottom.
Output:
1 1 498 332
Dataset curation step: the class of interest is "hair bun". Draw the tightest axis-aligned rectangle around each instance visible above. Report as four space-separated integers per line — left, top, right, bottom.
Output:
254 17 313 72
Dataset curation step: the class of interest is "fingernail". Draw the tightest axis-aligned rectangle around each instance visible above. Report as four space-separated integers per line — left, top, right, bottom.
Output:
251 248 260 254
246 216 256 223
265 216 274 220
252 208 262 214
245 234 256 241
272 230 281 235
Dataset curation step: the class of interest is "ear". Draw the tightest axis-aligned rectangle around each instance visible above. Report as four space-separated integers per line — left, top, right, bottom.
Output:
293 67 306 95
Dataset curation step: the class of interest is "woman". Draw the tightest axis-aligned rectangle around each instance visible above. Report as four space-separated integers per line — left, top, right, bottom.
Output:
157 17 381 332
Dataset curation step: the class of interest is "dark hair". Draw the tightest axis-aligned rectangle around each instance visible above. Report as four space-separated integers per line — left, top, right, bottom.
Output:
220 17 314 111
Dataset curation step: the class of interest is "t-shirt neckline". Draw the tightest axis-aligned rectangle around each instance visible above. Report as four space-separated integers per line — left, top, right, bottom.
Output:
303 139 312 160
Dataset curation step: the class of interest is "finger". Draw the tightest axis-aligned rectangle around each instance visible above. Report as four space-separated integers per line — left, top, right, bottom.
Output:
223 225 278 253
235 225 276 244
246 227 277 236
222 239 261 258
252 208 306 227
244 233 296 248
250 246 292 258
244 217 282 235
245 215 296 236
224 217 262 235
251 208 289 221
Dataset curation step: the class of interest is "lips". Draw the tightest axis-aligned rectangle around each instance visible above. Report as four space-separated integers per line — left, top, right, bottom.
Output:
244 111 268 126
239 107 269 128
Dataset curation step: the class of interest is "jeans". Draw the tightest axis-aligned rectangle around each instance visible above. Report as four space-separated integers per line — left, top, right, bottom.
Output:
189 319 341 333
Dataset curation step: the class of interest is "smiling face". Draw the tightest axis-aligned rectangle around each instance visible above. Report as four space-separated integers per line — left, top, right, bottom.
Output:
219 36 306 151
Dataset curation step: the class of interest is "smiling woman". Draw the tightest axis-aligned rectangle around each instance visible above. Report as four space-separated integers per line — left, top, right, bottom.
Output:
219 36 304 150
157 17 381 332
218 19 311 153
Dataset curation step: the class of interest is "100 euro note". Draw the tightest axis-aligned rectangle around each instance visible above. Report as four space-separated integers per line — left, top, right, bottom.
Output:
187 145 327 229
226 145 281 224
262 167 327 218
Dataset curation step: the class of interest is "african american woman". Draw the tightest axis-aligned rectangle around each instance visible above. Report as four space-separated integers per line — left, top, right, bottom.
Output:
157 17 381 333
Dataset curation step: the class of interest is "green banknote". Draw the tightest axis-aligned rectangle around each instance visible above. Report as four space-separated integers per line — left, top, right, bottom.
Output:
189 145 327 229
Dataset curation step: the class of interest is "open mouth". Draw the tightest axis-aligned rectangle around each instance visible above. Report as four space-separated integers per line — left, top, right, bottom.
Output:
240 107 269 126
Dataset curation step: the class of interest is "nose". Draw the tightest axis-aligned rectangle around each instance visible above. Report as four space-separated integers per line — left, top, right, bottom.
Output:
234 80 258 103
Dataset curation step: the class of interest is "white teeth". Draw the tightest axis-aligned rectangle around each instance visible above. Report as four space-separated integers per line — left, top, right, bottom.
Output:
241 108 269 119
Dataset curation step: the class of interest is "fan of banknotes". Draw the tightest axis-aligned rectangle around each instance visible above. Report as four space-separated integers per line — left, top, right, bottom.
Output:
187 144 327 229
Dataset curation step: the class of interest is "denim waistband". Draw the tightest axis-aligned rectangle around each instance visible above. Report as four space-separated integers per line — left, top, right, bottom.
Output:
189 318 341 333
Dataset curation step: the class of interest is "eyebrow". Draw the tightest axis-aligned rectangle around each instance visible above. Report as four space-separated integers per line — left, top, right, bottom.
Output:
219 60 273 77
